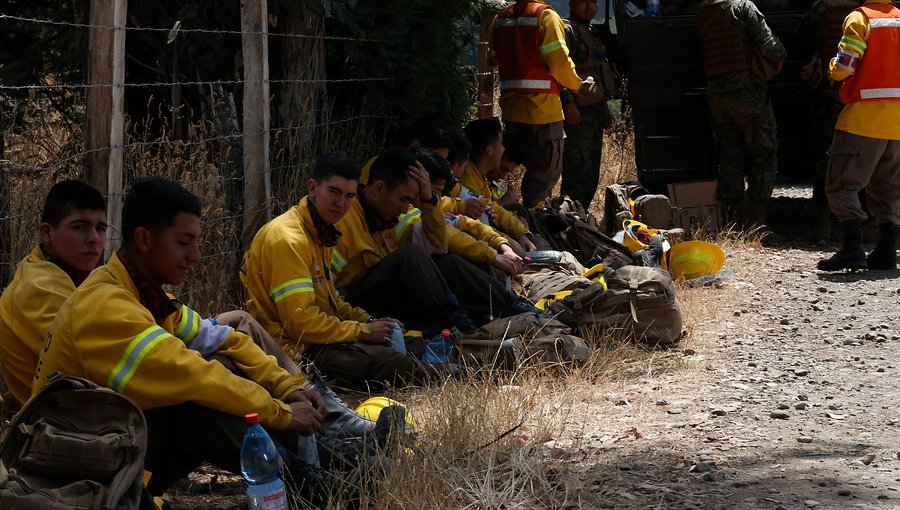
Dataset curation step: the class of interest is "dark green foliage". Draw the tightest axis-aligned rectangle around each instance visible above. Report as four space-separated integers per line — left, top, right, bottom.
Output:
325 0 484 140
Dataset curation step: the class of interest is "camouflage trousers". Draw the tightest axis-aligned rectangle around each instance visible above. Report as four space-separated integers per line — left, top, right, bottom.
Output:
505 121 565 208
708 86 778 203
561 105 606 209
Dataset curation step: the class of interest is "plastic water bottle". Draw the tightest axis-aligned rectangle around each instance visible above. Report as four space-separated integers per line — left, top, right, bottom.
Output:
389 323 407 354
240 413 288 510
423 328 453 364
646 0 661 17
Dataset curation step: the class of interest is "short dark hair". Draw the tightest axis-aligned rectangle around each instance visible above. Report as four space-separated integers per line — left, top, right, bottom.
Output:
464 118 502 157
313 152 361 183
412 147 454 187
402 115 451 150
368 147 416 190
502 132 526 166
447 131 472 166
122 177 202 247
41 180 106 227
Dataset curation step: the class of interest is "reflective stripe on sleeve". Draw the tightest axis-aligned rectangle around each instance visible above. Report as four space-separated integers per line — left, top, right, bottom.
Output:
173 305 200 343
839 35 867 53
395 209 422 240
108 326 170 393
269 278 314 304
539 40 567 55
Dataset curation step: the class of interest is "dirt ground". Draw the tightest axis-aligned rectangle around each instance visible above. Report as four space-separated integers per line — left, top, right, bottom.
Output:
168 184 899 510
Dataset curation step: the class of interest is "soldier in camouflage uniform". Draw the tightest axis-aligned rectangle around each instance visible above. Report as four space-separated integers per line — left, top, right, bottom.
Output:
698 0 787 228
560 0 613 210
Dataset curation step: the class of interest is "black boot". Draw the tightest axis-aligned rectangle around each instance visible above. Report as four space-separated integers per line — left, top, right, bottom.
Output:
817 220 866 271
305 370 376 439
867 223 897 270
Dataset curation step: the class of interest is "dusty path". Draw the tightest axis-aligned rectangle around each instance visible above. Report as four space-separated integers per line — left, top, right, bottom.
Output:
570 187 900 510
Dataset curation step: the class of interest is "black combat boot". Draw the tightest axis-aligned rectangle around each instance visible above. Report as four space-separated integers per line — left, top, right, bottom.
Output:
817 220 866 271
866 223 897 270
305 370 376 439
745 201 768 230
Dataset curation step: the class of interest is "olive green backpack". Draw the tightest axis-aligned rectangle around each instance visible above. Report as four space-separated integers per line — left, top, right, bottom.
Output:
0 373 149 510
548 265 685 348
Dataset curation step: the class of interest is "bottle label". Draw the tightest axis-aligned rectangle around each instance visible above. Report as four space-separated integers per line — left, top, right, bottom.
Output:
247 480 288 510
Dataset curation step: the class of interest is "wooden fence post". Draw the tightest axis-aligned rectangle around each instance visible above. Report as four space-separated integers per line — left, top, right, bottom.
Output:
240 0 272 247
84 0 127 255
477 8 498 119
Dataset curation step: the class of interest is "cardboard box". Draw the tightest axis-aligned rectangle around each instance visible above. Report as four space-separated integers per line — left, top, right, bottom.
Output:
666 180 722 233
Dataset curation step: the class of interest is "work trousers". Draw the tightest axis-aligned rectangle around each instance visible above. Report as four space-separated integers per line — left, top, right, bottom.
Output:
505 121 566 208
216 310 302 376
826 130 900 227
304 337 427 390
344 245 513 329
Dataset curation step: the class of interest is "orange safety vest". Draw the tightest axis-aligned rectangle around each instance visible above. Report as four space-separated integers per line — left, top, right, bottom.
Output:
493 2 561 95
839 4 900 103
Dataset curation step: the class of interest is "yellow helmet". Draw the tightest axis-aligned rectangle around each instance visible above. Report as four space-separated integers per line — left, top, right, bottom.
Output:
663 240 725 280
535 289 575 310
355 396 418 430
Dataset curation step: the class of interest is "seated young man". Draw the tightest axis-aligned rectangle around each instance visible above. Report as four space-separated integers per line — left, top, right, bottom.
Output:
332 147 512 331
0 180 107 408
33 177 327 496
241 152 428 389
408 148 524 277
446 118 536 257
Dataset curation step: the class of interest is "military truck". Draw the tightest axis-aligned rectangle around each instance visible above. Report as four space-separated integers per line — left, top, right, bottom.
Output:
547 0 819 193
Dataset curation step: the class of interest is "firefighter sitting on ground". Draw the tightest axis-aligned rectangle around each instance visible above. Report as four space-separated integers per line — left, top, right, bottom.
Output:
0 181 107 409
241 152 432 390
33 177 329 497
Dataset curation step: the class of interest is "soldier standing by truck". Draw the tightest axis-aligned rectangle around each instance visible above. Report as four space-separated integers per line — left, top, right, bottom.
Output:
697 0 786 228
560 0 615 210
816 0 900 272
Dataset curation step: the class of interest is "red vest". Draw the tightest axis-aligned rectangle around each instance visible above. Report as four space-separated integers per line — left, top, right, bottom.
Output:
493 2 561 95
839 4 900 103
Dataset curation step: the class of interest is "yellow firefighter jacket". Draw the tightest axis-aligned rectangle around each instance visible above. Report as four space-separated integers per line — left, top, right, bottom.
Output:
398 210 509 265
241 197 373 357
34 252 305 430
0 247 75 405
332 195 447 289
451 162 531 240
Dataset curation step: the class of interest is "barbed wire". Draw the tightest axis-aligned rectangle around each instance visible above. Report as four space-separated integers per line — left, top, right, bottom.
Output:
0 76 392 92
0 13 381 42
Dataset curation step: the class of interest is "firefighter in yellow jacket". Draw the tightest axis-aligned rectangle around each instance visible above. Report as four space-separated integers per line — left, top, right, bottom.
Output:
407 147 525 277
333 148 513 331
446 119 537 258
241 153 428 388
33 177 326 496
491 0 583 207
0 181 107 407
